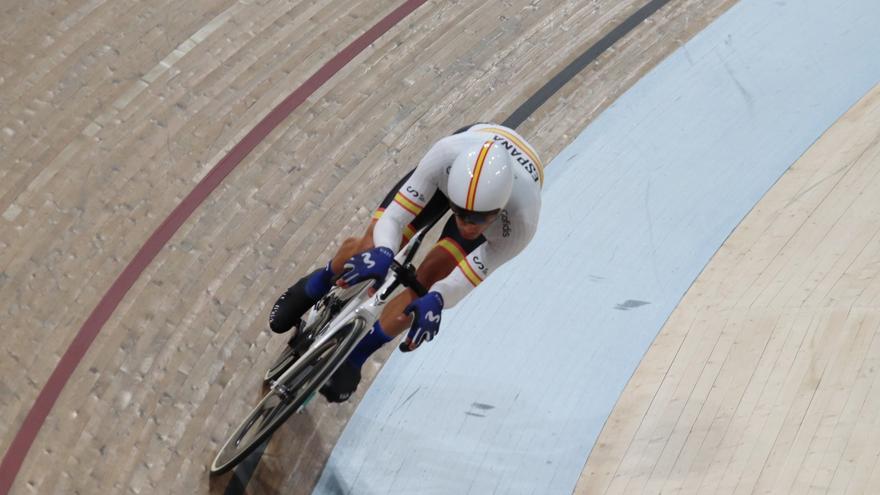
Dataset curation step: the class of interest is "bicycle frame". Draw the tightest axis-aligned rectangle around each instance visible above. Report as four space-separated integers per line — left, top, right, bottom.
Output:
269 223 431 395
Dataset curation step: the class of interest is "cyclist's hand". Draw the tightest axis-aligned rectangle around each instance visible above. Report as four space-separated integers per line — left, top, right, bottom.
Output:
400 291 444 352
337 246 395 288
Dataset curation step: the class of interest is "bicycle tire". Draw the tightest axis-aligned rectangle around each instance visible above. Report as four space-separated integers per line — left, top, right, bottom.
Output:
264 343 299 383
210 317 366 474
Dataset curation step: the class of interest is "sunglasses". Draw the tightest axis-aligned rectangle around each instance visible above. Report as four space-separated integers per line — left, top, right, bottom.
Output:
449 202 500 225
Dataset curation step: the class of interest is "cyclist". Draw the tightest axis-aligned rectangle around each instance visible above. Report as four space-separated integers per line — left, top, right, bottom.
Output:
268 123 543 402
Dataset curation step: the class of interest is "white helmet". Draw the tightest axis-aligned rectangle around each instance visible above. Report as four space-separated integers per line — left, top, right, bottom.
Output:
447 140 514 214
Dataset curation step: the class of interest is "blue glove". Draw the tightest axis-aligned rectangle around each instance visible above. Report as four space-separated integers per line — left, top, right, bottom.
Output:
338 246 395 288
401 291 444 352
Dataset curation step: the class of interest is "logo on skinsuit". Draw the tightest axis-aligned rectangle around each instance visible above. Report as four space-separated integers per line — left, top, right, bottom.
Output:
501 209 511 237
472 256 489 277
406 185 426 202
492 136 540 183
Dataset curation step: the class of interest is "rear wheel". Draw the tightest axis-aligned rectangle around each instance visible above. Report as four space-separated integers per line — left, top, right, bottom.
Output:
210 317 366 474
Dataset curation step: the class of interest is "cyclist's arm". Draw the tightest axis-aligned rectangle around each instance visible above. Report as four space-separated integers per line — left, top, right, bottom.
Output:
373 141 453 251
431 215 538 308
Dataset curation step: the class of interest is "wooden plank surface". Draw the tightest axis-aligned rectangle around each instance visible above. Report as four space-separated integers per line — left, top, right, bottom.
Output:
0 0 735 493
577 83 880 494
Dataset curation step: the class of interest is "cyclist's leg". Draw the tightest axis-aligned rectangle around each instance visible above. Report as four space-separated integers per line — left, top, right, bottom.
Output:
377 218 486 336
269 169 427 334
329 220 377 271
321 214 486 400
318 185 453 402
339 216 483 371
268 221 381 335
376 249 452 335
316 169 416 288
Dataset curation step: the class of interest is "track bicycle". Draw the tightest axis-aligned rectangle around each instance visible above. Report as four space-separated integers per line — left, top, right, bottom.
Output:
210 224 433 474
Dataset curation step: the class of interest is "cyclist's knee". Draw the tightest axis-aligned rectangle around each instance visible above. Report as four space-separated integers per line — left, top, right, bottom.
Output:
332 233 375 273
359 220 377 251
342 220 376 254
339 236 360 253
357 234 375 252
340 234 374 255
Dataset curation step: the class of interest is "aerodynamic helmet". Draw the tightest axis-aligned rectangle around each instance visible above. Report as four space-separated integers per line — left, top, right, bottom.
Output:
446 140 514 220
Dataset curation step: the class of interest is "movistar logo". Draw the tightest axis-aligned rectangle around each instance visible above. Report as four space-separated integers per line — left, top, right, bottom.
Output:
360 252 375 269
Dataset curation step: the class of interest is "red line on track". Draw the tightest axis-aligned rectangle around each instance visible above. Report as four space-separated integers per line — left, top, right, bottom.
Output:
0 1 428 492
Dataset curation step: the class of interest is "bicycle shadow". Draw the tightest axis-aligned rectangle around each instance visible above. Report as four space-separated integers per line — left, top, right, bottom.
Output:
208 400 341 495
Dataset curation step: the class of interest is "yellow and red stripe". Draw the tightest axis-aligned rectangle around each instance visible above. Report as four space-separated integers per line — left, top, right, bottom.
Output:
372 208 416 244
479 127 544 185
465 140 495 210
393 192 424 216
436 238 484 287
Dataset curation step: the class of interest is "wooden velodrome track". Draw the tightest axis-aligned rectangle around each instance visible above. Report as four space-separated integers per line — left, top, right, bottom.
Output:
4 0 877 493
577 82 880 494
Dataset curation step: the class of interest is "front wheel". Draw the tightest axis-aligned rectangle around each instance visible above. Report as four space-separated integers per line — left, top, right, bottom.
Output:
210 318 366 474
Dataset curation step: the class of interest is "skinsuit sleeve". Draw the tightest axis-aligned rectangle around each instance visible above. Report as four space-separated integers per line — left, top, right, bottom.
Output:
373 139 454 251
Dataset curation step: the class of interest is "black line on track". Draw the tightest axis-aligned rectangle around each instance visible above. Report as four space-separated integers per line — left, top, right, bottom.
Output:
503 0 673 129
225 1 672 494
